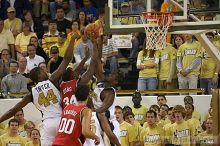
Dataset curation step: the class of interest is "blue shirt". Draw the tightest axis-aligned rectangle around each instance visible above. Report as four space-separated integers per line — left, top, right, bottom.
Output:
80 6 97 22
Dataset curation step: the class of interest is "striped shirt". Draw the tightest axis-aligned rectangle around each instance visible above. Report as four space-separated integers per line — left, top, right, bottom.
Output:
42 31 59 53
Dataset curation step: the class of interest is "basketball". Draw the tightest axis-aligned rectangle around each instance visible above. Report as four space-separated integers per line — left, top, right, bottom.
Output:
84 23 100 39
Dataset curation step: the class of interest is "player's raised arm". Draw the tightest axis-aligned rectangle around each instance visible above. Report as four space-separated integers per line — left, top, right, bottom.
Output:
50 34 80 86
74 46 90 79
82 108 100 145
95 88 115 113
78 38 99 85
97 113 121 146
0 93 33 123
94 36 105 82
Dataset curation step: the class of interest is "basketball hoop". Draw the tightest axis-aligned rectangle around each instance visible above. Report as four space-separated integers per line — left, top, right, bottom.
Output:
140 12 173 50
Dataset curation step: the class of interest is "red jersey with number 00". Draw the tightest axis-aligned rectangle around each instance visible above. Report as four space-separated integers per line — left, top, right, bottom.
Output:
52 104 86 146
60 80 77 109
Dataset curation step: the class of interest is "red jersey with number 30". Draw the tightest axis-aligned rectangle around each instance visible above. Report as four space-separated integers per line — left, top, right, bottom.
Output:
52 104 86 146
60 80 77 109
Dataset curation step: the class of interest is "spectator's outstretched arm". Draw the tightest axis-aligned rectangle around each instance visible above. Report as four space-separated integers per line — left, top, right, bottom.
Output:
0 93 32 123
97 113 121 146
50 34 79 86
78 39 99 85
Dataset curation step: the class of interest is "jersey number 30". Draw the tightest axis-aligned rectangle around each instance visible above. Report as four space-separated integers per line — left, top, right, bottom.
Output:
38 89 58 107
58 118 75 134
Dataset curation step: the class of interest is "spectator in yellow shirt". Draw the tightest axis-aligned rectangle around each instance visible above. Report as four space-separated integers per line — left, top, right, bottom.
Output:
184 103 202 135
67 20 81 48
0 119 27 146
136 46 159 91
42 20 59 55
131 91 148 125
115 105 136 146
23 121 35 140
4 7 22 37
140 110 165 146
15 22 37 57
176 34 202 92
14 109 27 137
51 32 68 57
184 96 201 121
0 19 15 59
124 111 142 146
25 129 40 146
200 32 219 94
168 105 196 146
196 117 214 146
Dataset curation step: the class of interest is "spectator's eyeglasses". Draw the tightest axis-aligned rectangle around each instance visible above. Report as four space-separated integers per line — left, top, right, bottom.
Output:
51 52 58 54
2 54 9 56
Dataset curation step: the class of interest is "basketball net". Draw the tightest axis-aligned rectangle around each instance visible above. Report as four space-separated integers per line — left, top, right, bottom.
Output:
140 12 173 50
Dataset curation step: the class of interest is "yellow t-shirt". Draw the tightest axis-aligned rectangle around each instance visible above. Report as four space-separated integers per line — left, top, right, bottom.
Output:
67 31 81 49
0 133 27 146
132 121 143 142
25 141 40 146
120 121 136 146
137 50 159 78
157 118 170 128
140 125 165 146
5 123 26 137
177 41 202 75
158 44 177 80
52 42 68 57
4 18 22 34
192 111 201 122
0 29 15 52
168 120 196 146
200 42 220 78
0 124 6 136
163 122 173 141
196 131 214 146
42 32 59 53
15 32 37 52
187 118 202 135
132 105 148 125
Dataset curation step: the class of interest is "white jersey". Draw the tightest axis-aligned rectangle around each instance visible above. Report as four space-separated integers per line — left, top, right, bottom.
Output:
83 112 104 146
92 83 121 146
32 80 62 120
92 83 116 121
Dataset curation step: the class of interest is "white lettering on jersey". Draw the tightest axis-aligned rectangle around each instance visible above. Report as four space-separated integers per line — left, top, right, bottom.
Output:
120 130 128 137
175 129 190 138
160 54 169 61
134 114 144 121
144 134 160 142
184 49 197 55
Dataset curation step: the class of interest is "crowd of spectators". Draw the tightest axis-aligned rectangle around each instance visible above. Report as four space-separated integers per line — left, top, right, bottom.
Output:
0 0 219 101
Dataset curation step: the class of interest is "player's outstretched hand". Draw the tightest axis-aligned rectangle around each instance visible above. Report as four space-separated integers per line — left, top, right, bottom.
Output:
94 136 100 145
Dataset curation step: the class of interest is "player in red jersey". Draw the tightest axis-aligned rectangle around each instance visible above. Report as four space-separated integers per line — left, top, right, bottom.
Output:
60 46 90 109
52 84 100 146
